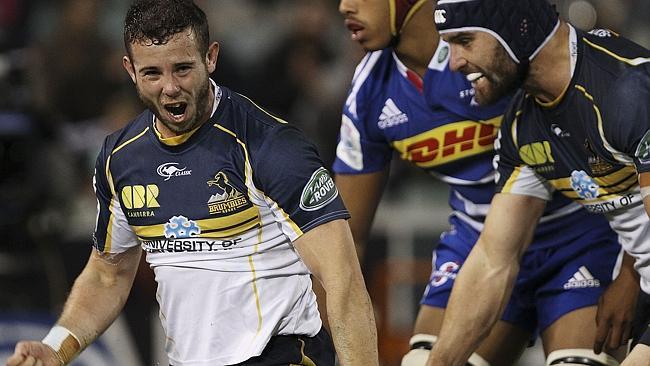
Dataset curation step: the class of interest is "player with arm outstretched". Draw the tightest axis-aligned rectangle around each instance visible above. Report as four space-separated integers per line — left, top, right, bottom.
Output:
428 0 650 365
5 1 378 365
334 0 638 365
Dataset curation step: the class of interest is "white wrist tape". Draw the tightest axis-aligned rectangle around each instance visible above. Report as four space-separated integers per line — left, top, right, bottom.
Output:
42 325 82 365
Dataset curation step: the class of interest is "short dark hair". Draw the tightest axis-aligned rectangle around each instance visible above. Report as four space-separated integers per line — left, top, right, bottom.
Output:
124 0 210 58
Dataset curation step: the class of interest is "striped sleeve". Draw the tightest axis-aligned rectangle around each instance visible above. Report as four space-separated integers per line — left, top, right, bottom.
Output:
494 103 553 201
92 137 139 253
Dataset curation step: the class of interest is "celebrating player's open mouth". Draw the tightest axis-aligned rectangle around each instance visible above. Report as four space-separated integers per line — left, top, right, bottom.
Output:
163 101 189 122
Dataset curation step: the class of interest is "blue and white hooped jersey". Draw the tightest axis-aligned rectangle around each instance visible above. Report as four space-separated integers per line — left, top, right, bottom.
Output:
334 40 595 248
93 83 349 365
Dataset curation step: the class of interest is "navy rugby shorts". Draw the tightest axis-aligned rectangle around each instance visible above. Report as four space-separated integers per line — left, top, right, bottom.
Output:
231 327 334 366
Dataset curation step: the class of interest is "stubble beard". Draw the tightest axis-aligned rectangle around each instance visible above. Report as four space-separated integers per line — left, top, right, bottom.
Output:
138 77 212 135
475 45 522 106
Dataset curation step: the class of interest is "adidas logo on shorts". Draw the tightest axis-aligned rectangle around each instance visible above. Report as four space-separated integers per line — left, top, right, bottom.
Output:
563 266 600 290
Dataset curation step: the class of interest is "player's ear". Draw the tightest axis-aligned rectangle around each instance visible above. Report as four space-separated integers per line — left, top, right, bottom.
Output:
123 55 137 84
206 42 219 74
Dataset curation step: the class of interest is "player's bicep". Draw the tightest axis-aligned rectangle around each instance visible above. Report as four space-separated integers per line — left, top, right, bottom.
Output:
293 219 359 287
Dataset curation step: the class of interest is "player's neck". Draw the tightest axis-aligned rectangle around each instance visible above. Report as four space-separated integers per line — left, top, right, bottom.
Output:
394 2 437 78
525 21 572 103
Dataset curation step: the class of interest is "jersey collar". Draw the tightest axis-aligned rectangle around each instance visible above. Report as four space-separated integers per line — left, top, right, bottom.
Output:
535 25 578 108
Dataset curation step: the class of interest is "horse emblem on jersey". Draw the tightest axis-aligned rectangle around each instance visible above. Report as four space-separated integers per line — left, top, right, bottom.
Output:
206 172 252 215
570 170 600 199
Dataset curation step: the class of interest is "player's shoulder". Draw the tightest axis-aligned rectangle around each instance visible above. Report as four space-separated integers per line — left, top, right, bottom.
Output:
346 49 395 104
217 87 306 151
102 110 152 153
602 62 650 125
610 62 650 98
580 28 650 68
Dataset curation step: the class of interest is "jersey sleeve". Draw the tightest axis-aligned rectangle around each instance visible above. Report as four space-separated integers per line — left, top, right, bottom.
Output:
494 100 554 201
332 55 393 174
601 63 650 173
92 137 139 253
252 125 350 238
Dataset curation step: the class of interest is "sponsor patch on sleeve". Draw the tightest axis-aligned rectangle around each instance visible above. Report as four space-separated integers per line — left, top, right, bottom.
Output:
300 168 339 211
635 130 650 164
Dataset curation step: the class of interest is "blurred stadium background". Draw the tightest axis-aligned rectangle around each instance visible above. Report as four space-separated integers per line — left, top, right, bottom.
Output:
0 1 648 365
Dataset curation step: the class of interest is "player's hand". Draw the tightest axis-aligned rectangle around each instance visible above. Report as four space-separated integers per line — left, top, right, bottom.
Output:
594 270 639 354
5 341 61 366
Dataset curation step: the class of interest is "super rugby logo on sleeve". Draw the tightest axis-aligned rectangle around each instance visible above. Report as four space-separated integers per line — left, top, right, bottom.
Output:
635 130 650 164
300 168 338 211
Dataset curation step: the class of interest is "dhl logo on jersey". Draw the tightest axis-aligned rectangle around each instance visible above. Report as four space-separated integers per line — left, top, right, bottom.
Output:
392 117 501 168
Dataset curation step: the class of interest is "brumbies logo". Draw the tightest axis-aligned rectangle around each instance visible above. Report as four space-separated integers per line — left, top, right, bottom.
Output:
300 168 338 211
206 172 251 215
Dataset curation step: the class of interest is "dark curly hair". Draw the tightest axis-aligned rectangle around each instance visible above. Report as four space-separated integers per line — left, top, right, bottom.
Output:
124 0 210 58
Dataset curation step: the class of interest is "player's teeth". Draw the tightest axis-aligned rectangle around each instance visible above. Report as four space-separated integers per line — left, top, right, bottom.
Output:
467 72 483 82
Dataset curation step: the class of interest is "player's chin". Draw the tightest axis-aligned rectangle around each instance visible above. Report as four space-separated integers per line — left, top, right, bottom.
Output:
476 83 509 106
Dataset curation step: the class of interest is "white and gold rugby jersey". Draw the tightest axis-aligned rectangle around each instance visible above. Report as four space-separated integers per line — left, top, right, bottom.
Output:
92 83 349 366
494 26 650 292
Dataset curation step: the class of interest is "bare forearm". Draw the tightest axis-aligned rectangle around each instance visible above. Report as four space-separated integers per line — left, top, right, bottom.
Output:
428 243 519 366
57 249 140 348
326 278 378 366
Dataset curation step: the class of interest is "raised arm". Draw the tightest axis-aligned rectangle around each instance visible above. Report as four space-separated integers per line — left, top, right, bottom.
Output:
6 246 142 366
426 192 546 366
293 219 379 366
335 169 390 259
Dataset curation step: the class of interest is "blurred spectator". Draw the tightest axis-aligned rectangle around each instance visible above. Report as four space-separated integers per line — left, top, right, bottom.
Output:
29 0 127 125
251 0 360 167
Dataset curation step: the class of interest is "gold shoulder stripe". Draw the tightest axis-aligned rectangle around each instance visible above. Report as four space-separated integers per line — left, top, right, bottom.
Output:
113 127 149 155
236 93 288 124
583 38 650 66
105 127 150 196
